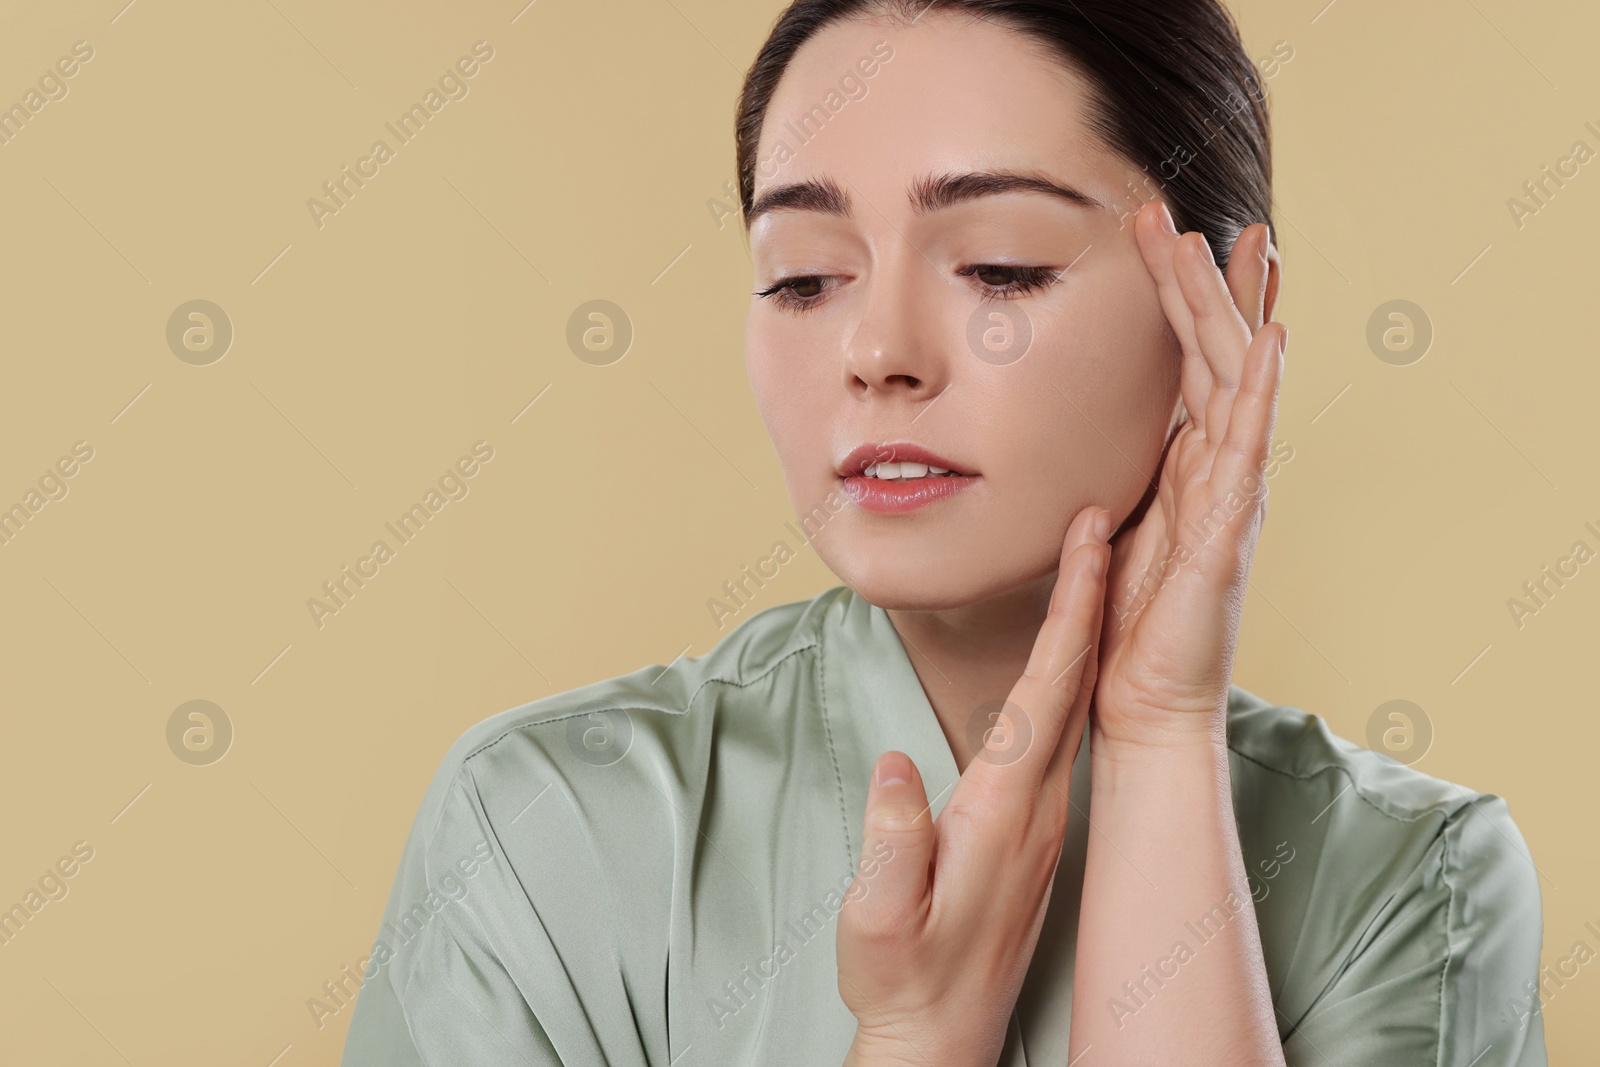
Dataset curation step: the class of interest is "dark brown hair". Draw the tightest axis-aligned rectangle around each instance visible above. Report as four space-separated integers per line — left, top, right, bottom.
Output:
734 0 1275 268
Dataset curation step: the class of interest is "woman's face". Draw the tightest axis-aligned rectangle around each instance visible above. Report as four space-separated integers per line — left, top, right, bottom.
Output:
744 12 1183 612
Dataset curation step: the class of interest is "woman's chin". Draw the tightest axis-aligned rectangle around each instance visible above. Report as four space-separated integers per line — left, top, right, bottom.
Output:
823 549 1041 614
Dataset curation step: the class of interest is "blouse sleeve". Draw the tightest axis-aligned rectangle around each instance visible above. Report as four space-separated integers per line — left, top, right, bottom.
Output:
350 903 568 1065
340 764 638 1066
1282 793 1548 1067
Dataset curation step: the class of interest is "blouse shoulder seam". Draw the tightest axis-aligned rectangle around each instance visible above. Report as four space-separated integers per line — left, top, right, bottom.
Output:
1227 742 1480 830
456 632 825 767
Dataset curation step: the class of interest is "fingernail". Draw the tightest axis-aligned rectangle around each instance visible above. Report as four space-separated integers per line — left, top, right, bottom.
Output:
876 751 911 788
1157 201 1177 234
1279 325 1289 355
1195 236 1215 266
1092 509 1111 542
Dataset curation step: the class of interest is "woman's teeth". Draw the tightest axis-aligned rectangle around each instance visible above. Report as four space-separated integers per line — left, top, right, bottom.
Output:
862 462 957 480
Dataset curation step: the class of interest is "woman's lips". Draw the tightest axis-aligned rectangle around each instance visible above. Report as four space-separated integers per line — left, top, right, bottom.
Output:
836 441 975 478
840 471 979 514
834 441 979 514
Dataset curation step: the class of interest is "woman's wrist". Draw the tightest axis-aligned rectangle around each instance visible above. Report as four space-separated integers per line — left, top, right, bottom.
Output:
845 1024 996 1067
1088 717 1236 842
844 1028 948 1067
1089 701 1229 764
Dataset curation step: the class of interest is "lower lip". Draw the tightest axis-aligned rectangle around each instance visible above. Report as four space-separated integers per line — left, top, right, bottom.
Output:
841 474 979 514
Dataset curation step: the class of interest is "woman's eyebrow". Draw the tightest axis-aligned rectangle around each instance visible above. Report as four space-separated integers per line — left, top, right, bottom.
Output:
748 169 1107 225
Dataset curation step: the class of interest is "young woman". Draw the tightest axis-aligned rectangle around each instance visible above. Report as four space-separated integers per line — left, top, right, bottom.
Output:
343 2 1547 1064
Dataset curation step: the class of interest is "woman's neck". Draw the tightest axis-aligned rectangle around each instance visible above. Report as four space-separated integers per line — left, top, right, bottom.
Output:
885 572 1058 774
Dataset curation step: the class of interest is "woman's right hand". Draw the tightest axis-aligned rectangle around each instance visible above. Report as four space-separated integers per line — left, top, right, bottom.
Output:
837 504 1112 1067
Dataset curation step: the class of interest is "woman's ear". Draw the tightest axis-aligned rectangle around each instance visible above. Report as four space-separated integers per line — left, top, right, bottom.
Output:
1262 234 1282 324
1224 224 1281 330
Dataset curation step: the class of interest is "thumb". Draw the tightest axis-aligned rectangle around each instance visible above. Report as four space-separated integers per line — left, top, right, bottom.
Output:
847 751 935 929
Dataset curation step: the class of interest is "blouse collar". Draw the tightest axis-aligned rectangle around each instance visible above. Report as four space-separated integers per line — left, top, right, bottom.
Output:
815 584 1092 840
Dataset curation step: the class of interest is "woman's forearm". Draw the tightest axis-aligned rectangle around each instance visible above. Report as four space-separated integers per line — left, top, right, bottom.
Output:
1069 724 1286 1064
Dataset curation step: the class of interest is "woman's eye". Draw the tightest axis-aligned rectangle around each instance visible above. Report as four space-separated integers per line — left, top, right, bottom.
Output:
959 263 1064 301
754 274 835 314
755 263 1062 315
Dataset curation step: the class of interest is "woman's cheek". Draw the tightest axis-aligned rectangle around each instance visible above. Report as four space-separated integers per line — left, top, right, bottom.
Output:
745 330 795 441
746 343 828 511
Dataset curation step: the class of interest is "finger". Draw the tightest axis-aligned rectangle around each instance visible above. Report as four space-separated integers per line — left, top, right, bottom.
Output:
848 750 935 930
1040 541 1105 795
963 505 1108 805
1173 230 1256 441
1225 224 1269 333
1135 201 1215 435
1209 322 1286 538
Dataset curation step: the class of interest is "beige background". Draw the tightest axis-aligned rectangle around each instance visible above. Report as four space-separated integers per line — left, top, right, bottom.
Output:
0 0 1593 1062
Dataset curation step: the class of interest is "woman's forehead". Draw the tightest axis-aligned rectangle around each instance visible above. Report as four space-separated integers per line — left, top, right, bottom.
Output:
753 15 1120 209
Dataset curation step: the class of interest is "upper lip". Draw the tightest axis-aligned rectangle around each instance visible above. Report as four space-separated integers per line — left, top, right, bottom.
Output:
836 441 977 478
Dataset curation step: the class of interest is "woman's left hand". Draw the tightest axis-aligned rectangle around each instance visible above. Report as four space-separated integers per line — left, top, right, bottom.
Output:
1091 200 1286 750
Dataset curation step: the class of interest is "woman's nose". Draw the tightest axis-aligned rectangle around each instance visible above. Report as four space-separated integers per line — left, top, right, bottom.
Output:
841 268 951 401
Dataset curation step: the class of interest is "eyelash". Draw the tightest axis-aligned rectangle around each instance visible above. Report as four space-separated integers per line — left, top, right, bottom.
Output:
754 264 1064 314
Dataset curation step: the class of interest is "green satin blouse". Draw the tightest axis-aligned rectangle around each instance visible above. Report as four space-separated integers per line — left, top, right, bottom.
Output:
340 585 1548 1066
